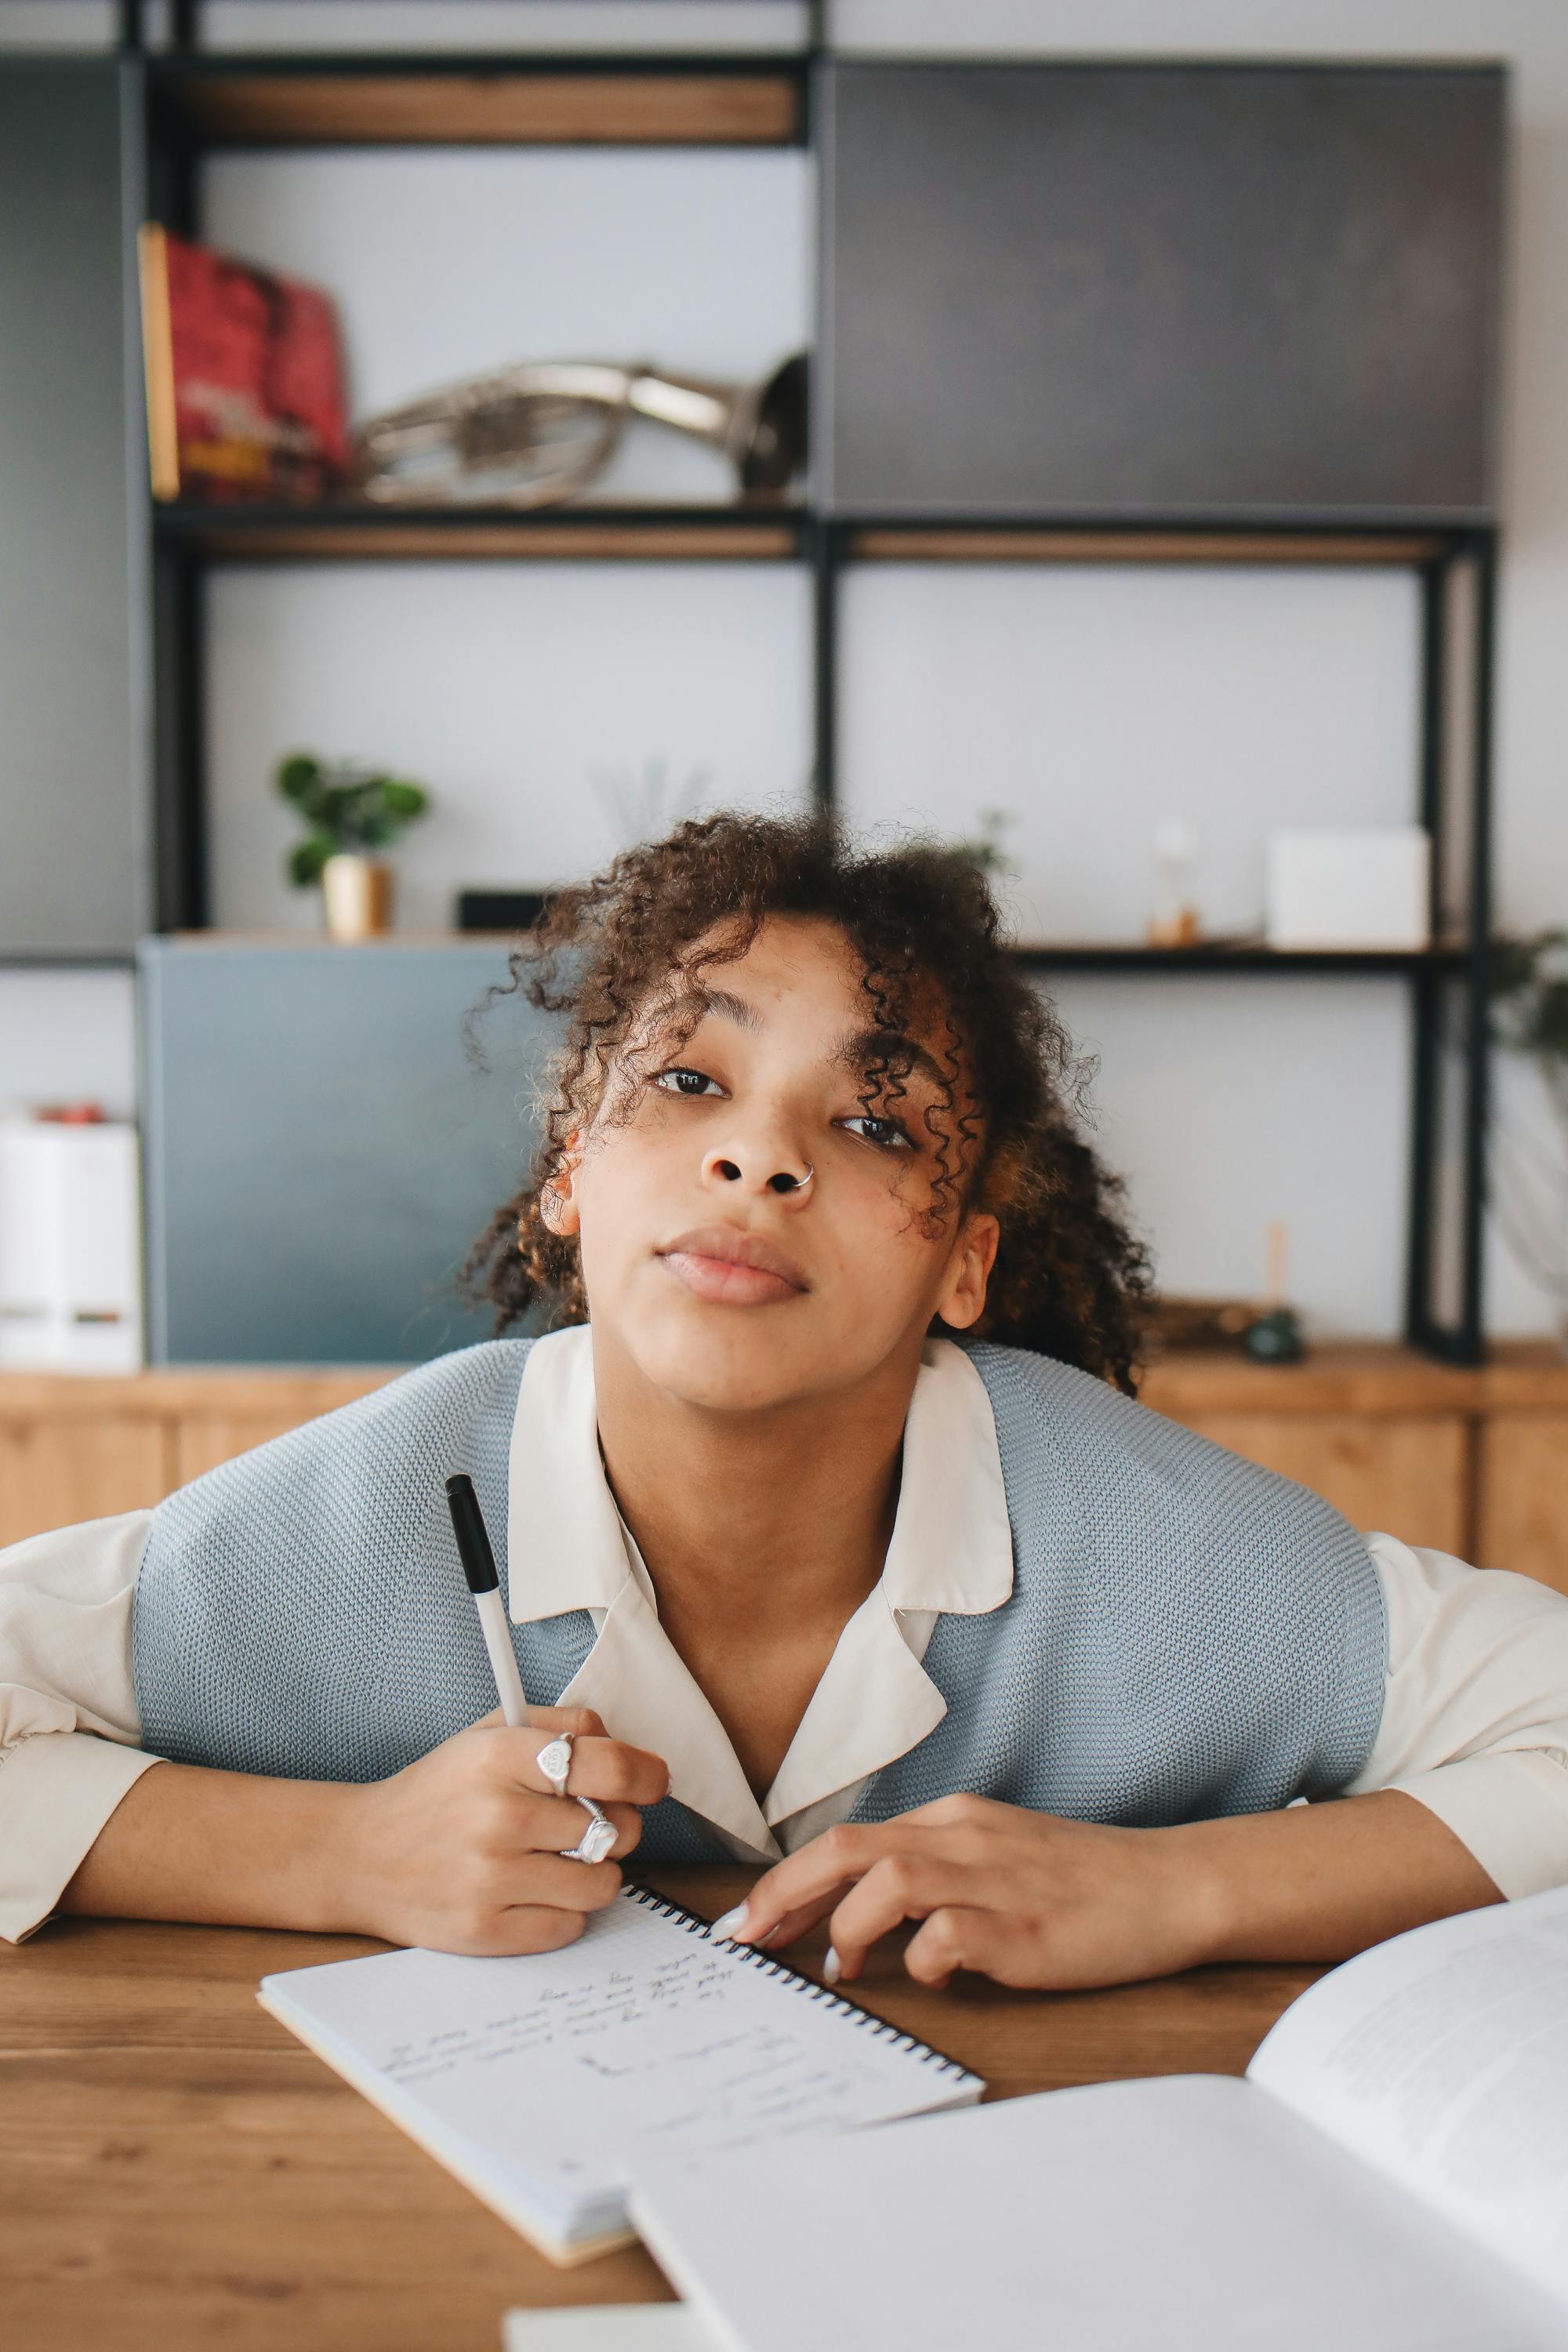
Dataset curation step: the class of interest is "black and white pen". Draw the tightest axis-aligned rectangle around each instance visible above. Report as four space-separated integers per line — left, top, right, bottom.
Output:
444 1472 613 1855
445 1471 531 1725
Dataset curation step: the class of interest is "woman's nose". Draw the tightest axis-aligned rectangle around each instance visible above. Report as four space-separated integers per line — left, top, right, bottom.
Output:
700 1136 814 1198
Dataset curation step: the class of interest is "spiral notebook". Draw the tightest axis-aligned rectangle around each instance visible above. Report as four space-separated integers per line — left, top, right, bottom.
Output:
258 1883 983 2266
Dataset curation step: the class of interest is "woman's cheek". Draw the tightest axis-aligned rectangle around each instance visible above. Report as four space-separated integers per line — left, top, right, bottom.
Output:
836 1178 938 1290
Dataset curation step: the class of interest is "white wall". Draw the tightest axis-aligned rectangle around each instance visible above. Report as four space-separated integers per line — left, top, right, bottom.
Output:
207 561 812 929
1049 977 1412 1334
0 971 137 1120
0 3 808 50
8 0 1567 1334
840 564 1421 946
200 145 813 488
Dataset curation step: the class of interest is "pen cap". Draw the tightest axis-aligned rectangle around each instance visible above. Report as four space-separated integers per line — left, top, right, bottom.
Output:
445 1472 499 1594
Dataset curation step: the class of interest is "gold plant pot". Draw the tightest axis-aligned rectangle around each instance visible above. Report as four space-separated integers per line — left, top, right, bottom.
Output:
321 855 394 942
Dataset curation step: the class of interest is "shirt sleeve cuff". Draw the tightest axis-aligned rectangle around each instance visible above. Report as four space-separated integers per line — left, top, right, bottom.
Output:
1386 1752 1568 1902
0 1732 164 1944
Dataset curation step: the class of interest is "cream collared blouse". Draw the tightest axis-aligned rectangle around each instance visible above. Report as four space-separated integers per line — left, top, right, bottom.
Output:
3 1330 1568 1944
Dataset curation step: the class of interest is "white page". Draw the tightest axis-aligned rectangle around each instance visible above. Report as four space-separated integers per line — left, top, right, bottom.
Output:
1247 1885 1568 2308
630 2074 1564 2352
261 1887 979 2245
503 2310 708 2352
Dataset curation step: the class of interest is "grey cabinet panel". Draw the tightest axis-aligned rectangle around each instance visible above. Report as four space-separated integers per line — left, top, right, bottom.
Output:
819 62 1504 518
0 59 144 953
141 943 553 1364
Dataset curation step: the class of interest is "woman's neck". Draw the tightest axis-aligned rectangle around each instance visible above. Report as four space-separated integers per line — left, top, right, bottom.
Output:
592 1332 916 1632
589 1330 920 1793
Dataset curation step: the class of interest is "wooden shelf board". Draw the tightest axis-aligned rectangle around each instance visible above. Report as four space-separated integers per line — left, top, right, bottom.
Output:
1013 943 1472 975
154 931 523 949
0 950 137 970
153 505 804 562
140 931 1474 974
851 528 1452 566
152 509 1475 573
154 65 803 147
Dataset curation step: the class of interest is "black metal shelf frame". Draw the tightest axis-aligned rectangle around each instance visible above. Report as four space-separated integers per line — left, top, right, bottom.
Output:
132 33 1500 1367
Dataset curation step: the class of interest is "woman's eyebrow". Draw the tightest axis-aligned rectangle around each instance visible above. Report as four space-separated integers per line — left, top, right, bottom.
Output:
833 1027 947 1091
664 985 764 1036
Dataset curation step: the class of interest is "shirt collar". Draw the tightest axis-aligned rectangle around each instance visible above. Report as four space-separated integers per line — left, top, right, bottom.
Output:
507 1325 632 1620
504 1323 1014 1856
506 1323 1013 1628
883 1331 1014 1616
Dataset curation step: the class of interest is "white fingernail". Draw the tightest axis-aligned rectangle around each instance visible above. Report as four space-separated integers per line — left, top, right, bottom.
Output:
713 1906 752 1943
823 1945 841 1985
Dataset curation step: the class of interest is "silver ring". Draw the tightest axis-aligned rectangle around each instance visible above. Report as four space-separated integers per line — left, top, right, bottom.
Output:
788 1161 814 1192
560 1806 618 1867
537 1731 616 1864
535 1733 574 1797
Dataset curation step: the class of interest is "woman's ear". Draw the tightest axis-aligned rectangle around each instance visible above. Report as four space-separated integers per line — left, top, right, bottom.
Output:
538 1132 584 1239
935 1210 1000 1333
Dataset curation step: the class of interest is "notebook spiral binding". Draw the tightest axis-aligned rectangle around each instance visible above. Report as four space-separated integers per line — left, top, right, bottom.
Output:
626 1882 979 2083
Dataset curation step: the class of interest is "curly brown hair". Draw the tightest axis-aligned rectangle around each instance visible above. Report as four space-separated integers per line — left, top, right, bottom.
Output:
464 811 1152 1393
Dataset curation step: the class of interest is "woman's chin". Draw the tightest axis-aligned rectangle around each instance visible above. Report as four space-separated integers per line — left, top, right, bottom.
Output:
628 1305 844 1415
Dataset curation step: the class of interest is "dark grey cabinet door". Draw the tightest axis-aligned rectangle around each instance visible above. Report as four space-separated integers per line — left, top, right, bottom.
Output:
0 59 145 953
819 61 1504 518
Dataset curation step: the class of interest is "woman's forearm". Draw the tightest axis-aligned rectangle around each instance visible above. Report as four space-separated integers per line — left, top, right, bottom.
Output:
59 1759 367 1933
1176 1788 1502 1967
56 1710 663 1955
735 1787 1506 1992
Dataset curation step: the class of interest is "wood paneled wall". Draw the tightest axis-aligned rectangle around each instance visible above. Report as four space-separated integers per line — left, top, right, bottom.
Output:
2 1346 1566 1591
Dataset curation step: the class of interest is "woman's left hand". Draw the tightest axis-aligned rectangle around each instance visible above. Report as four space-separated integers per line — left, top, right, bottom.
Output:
719 1795 1224 1991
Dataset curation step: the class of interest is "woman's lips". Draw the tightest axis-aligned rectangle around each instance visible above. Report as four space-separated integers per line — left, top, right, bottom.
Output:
656 1225 808 1308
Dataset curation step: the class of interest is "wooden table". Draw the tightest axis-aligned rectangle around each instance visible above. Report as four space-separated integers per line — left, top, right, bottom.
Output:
1 1868 1322 2352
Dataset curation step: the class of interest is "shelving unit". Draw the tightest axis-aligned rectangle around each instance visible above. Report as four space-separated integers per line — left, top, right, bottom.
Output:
1010 946 1472 976
120 26 1499 1363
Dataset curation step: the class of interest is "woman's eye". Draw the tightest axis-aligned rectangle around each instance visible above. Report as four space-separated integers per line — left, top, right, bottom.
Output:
652 1066 723 1098
839 1113 913 1151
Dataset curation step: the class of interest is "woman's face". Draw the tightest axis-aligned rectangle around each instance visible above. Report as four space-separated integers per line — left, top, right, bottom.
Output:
543 915 999 1414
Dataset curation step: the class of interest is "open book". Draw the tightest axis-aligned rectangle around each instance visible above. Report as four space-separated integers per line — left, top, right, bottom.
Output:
626 1886 1568 2352
257 1882 982 2265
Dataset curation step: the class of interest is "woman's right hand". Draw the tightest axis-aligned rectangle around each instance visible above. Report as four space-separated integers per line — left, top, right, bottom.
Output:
344 1704 670 1955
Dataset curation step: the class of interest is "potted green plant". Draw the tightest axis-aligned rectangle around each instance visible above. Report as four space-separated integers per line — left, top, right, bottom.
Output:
276 753 431 942
1490 928 1568 1348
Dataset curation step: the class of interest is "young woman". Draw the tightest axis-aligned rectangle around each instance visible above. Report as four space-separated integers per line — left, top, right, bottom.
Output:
4 814 1567 1990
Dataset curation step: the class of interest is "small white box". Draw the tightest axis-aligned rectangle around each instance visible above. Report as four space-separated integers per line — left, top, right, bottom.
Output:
1265 828 1432 951
0 1120 143 1372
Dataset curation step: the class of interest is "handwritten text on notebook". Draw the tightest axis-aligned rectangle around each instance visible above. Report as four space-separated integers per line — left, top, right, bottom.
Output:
270 1890 978 2205
383 1947 869 2140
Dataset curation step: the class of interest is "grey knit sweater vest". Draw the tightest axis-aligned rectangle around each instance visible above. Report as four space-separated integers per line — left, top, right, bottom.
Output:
132 1338 1386 1860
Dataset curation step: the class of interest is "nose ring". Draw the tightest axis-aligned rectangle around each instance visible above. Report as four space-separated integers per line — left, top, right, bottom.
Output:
773 1160 814 1195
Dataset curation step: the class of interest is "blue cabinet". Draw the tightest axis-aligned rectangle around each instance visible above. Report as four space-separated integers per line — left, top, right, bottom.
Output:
140 941 551 1363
